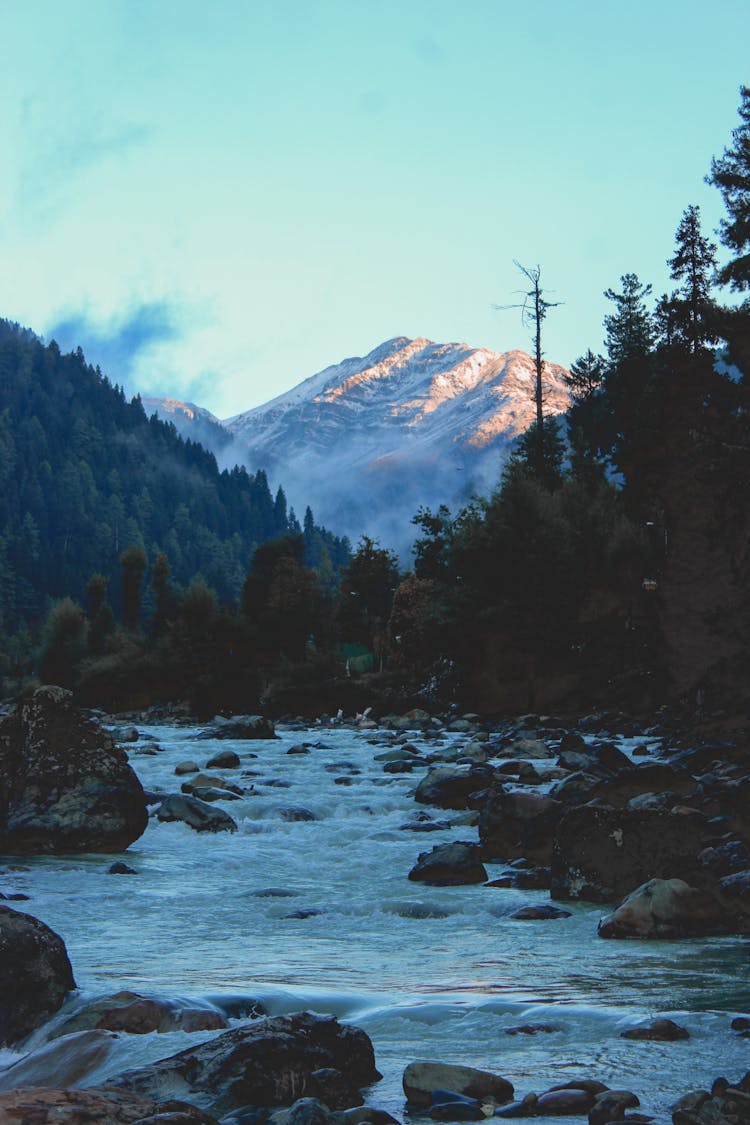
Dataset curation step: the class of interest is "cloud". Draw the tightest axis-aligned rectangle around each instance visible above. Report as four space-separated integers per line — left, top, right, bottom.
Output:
48 300 182 390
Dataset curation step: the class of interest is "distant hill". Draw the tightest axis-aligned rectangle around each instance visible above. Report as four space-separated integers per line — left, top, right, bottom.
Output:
0 319 349 633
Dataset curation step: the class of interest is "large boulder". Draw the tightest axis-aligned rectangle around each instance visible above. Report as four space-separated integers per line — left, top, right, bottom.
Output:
403 1061 513 1107
550 805 706 902
53 991 228 1036
413 766 497 810
0 905 75 1045
0 686 148 854
0 1088 219 1123
479 791 563 863
598 878 735 939
108 1011 381 1117
408 842 487 886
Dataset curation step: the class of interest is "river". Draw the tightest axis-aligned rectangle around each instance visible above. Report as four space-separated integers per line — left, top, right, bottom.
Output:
1 719 748 1120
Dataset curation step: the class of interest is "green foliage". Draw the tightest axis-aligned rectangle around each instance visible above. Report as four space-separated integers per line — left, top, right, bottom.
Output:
604 274 655 365
506 416 567 491
564 350 606 403
38 597 87 687
708 85 750 291
666 204 719 353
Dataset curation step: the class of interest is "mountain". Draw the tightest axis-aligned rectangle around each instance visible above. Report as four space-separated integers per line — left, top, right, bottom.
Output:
223 336 571 553
141 396 239 458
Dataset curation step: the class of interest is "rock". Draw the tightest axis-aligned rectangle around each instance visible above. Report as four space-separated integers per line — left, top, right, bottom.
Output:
502 738 551 760
156 795 238 833
621 1017 690 1040
598 879 733 939
108 1012 381 1118
536 1087 595 1114
191 787 244 803
588 763 697 807
589 1090 641 1124
272 1098 333 1125
206 750 241 769
309 1067 364 1110
414 766 497 810
0 686 148 854
509 904 571 920
717 870 750 918
181 773 243 795
276 807 317 822
402 1061 513 1107
408 842 488 886
54 991 228 1036
175 761 201 775
0 1088 220 1123
288 745 311 755
198 716 276 740
505 1024 559 1035
108 861 137 874
551 807 706 902
479 791 563 864
0 904 75 1045
0 1029 117 1092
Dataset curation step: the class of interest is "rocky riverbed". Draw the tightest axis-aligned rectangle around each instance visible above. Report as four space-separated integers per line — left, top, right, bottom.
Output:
0 689 749 1123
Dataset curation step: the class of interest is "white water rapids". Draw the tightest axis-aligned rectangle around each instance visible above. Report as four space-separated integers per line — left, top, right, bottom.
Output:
1 720 748 1120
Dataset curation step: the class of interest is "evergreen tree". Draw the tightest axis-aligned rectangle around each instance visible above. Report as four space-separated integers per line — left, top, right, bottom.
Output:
667 204 719 352
120 545 147 630
603 274 655 365
708 85 750 292
508 416 566 491
564 350 606 403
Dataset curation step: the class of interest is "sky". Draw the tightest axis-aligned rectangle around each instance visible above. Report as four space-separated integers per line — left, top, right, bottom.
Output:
1 0 748 419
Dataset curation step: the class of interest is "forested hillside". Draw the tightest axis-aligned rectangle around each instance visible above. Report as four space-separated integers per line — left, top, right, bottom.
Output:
0 320 349 639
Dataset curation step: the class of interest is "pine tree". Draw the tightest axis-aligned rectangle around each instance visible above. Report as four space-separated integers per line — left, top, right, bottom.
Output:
708 85 750 292
667 204 719 352
603 274 655 365
564 349 606 402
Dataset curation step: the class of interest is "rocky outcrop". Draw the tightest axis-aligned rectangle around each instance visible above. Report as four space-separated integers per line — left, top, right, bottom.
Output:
0 686 148 854
0 904 75 1045
672 1071 750 1124
478 791 563 864
407 842 487 886
598 878 736 939
108 1011 381 1118
0 1087 220 1124
550 805 705 902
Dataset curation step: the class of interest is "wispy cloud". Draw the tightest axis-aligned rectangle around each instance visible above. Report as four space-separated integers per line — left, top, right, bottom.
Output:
48 300 182 390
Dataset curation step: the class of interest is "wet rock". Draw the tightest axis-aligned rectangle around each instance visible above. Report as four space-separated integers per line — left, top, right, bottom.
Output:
54 991 228 1036
0 686 148 854
197 716 276 740
108 861 138 874
502 738 551 760
408 841 488 886
271 1098 333 1125
276 806 317 822
414 766 497 810
0 904 75 1045
108 1011 381 1118
509 904 571 920
589 1090 641 1124
598 879 733 939
156 794 238 833
388 901 452 919
551 807 705 902
588 763 697 807
0 1088 220 1123
505 1024 559 1036
621 1017 690 1040
536 1087 595 1114
717 870 750 919
206 750 241 769
191 787 244 803
698 840 750 878
403 1061 513 1107
175 761 200 775
288 745 311 755
308 1067 365 1110
479 791 563 864
181 773 243 795
400 818 452 832
0 1029 118 1092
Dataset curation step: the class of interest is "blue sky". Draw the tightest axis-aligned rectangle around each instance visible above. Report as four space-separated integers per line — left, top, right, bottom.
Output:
1 0 748 416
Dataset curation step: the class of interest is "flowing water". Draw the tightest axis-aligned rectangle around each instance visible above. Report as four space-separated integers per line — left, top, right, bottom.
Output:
1 721 748 1120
